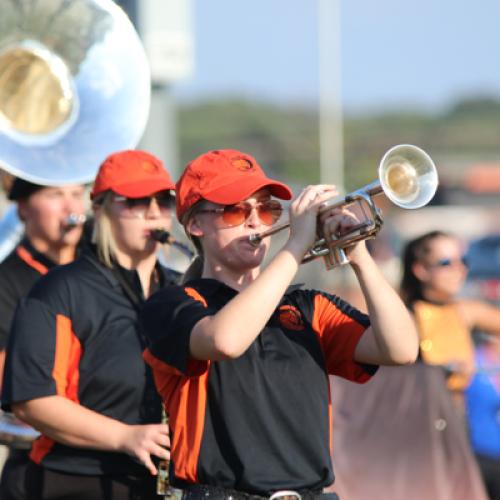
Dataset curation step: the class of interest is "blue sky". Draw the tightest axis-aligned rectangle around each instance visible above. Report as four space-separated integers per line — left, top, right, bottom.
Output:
173 0 500 114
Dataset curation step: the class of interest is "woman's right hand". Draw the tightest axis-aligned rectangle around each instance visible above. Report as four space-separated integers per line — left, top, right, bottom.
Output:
118 423 170 475
285 185 338 259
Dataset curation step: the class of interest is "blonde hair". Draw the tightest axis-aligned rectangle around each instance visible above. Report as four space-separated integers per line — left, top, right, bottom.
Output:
92 192 119 268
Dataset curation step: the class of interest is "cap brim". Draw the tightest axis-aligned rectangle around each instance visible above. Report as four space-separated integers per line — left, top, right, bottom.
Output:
108 179 175 198
203 178 293 205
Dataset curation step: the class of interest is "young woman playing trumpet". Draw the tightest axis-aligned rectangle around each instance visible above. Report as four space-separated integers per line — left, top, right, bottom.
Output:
140 148 419 500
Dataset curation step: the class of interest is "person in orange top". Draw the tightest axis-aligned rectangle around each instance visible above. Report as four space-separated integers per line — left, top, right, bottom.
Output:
326 230 500 500
400 230 500 407
140 148 419 500
0 179 87 500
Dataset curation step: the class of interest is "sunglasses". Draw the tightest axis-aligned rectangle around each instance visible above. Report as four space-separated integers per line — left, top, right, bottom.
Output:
198 200 283 228
113 192 175 219
428 256 468 268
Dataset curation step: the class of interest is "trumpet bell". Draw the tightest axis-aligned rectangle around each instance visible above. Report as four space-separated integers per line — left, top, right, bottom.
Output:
0 0 151 185
379 144 438 209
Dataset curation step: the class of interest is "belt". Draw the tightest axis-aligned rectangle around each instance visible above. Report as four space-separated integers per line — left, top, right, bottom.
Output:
181 484 339 500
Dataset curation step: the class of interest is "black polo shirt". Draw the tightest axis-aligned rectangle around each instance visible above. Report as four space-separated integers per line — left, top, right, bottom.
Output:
2 248 179 476
141 278 376 495
0 238 56 350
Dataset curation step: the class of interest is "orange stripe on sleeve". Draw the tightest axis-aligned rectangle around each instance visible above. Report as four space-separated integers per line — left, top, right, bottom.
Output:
312 294 370 381
52 315 82 401
31 315 82 464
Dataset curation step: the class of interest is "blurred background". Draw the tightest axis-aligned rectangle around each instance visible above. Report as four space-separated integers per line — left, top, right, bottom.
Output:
2 0 500 304
130 0 500 306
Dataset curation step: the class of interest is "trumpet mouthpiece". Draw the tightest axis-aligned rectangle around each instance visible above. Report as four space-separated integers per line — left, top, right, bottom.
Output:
248 234 262 247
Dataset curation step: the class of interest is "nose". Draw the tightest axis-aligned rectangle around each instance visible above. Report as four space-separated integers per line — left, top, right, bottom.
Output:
65 193 86 218
145 198 162 219
245 206 260 228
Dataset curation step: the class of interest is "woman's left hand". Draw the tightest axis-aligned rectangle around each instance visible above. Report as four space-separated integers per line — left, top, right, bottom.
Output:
119 423 171 475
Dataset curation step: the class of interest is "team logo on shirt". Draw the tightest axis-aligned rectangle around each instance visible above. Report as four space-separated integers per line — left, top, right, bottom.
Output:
231 157 255 172
184 287 208 307
278 305 304 331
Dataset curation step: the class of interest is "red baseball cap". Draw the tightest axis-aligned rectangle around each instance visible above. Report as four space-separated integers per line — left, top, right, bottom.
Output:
176 149 293 220
90 150 175 199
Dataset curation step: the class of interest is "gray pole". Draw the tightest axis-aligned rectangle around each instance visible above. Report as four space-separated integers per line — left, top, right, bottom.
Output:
318 0 344 193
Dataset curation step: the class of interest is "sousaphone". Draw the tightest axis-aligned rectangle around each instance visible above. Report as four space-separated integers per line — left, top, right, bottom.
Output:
0 0 151 184
0 0 151 446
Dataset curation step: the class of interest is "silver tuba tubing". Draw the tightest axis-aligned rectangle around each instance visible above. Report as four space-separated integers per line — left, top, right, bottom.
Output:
249 144 439 269
0 0 151 261
0 0 151 186
0 0 152 447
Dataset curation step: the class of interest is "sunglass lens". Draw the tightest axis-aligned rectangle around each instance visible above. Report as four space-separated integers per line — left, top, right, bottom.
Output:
437 258 452 267
157 194 175 209
222 204 250 227
125 197 150 209
258 201 282 225
434 256 468 268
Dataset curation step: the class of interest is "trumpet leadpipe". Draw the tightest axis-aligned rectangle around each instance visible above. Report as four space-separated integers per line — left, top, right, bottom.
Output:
248 222 290 247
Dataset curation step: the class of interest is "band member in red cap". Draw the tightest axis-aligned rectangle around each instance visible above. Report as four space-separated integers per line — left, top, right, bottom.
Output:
0 178 86 500
140 149 419 500
2 150 179 500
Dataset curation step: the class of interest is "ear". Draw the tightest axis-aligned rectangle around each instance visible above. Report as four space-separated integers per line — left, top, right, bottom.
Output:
186 216 205 238
412 261 430 283
16 200 28 222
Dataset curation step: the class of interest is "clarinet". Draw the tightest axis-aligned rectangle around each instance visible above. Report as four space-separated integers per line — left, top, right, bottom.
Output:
156 406 181 498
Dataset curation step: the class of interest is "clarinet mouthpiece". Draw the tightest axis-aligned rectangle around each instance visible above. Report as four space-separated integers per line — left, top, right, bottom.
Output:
150 229 172 244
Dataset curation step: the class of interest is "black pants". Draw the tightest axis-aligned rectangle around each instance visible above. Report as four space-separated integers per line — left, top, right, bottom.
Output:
181 484 339 500
0 448 31 500
23 461 158 500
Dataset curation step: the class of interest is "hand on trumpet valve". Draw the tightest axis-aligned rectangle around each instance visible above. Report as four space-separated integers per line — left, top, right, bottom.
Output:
285 185 339 257
319 206 369 264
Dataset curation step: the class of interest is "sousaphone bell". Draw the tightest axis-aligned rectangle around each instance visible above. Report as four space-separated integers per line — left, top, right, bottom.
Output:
0 0 151 447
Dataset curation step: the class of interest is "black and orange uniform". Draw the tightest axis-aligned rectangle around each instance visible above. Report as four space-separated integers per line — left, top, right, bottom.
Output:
2 246 179 495
141 278 377 497
0 237 56 350
0 238 59 500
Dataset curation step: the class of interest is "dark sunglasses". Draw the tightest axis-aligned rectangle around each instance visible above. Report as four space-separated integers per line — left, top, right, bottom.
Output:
428 256 468 268
198 200 283 227
112 192 175 218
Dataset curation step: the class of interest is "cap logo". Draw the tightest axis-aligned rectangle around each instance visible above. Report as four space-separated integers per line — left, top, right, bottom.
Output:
142 161 158 173
231 157 255 172
278 305 304 331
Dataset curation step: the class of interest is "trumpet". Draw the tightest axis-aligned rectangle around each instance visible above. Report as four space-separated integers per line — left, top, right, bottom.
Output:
249 144 439 269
